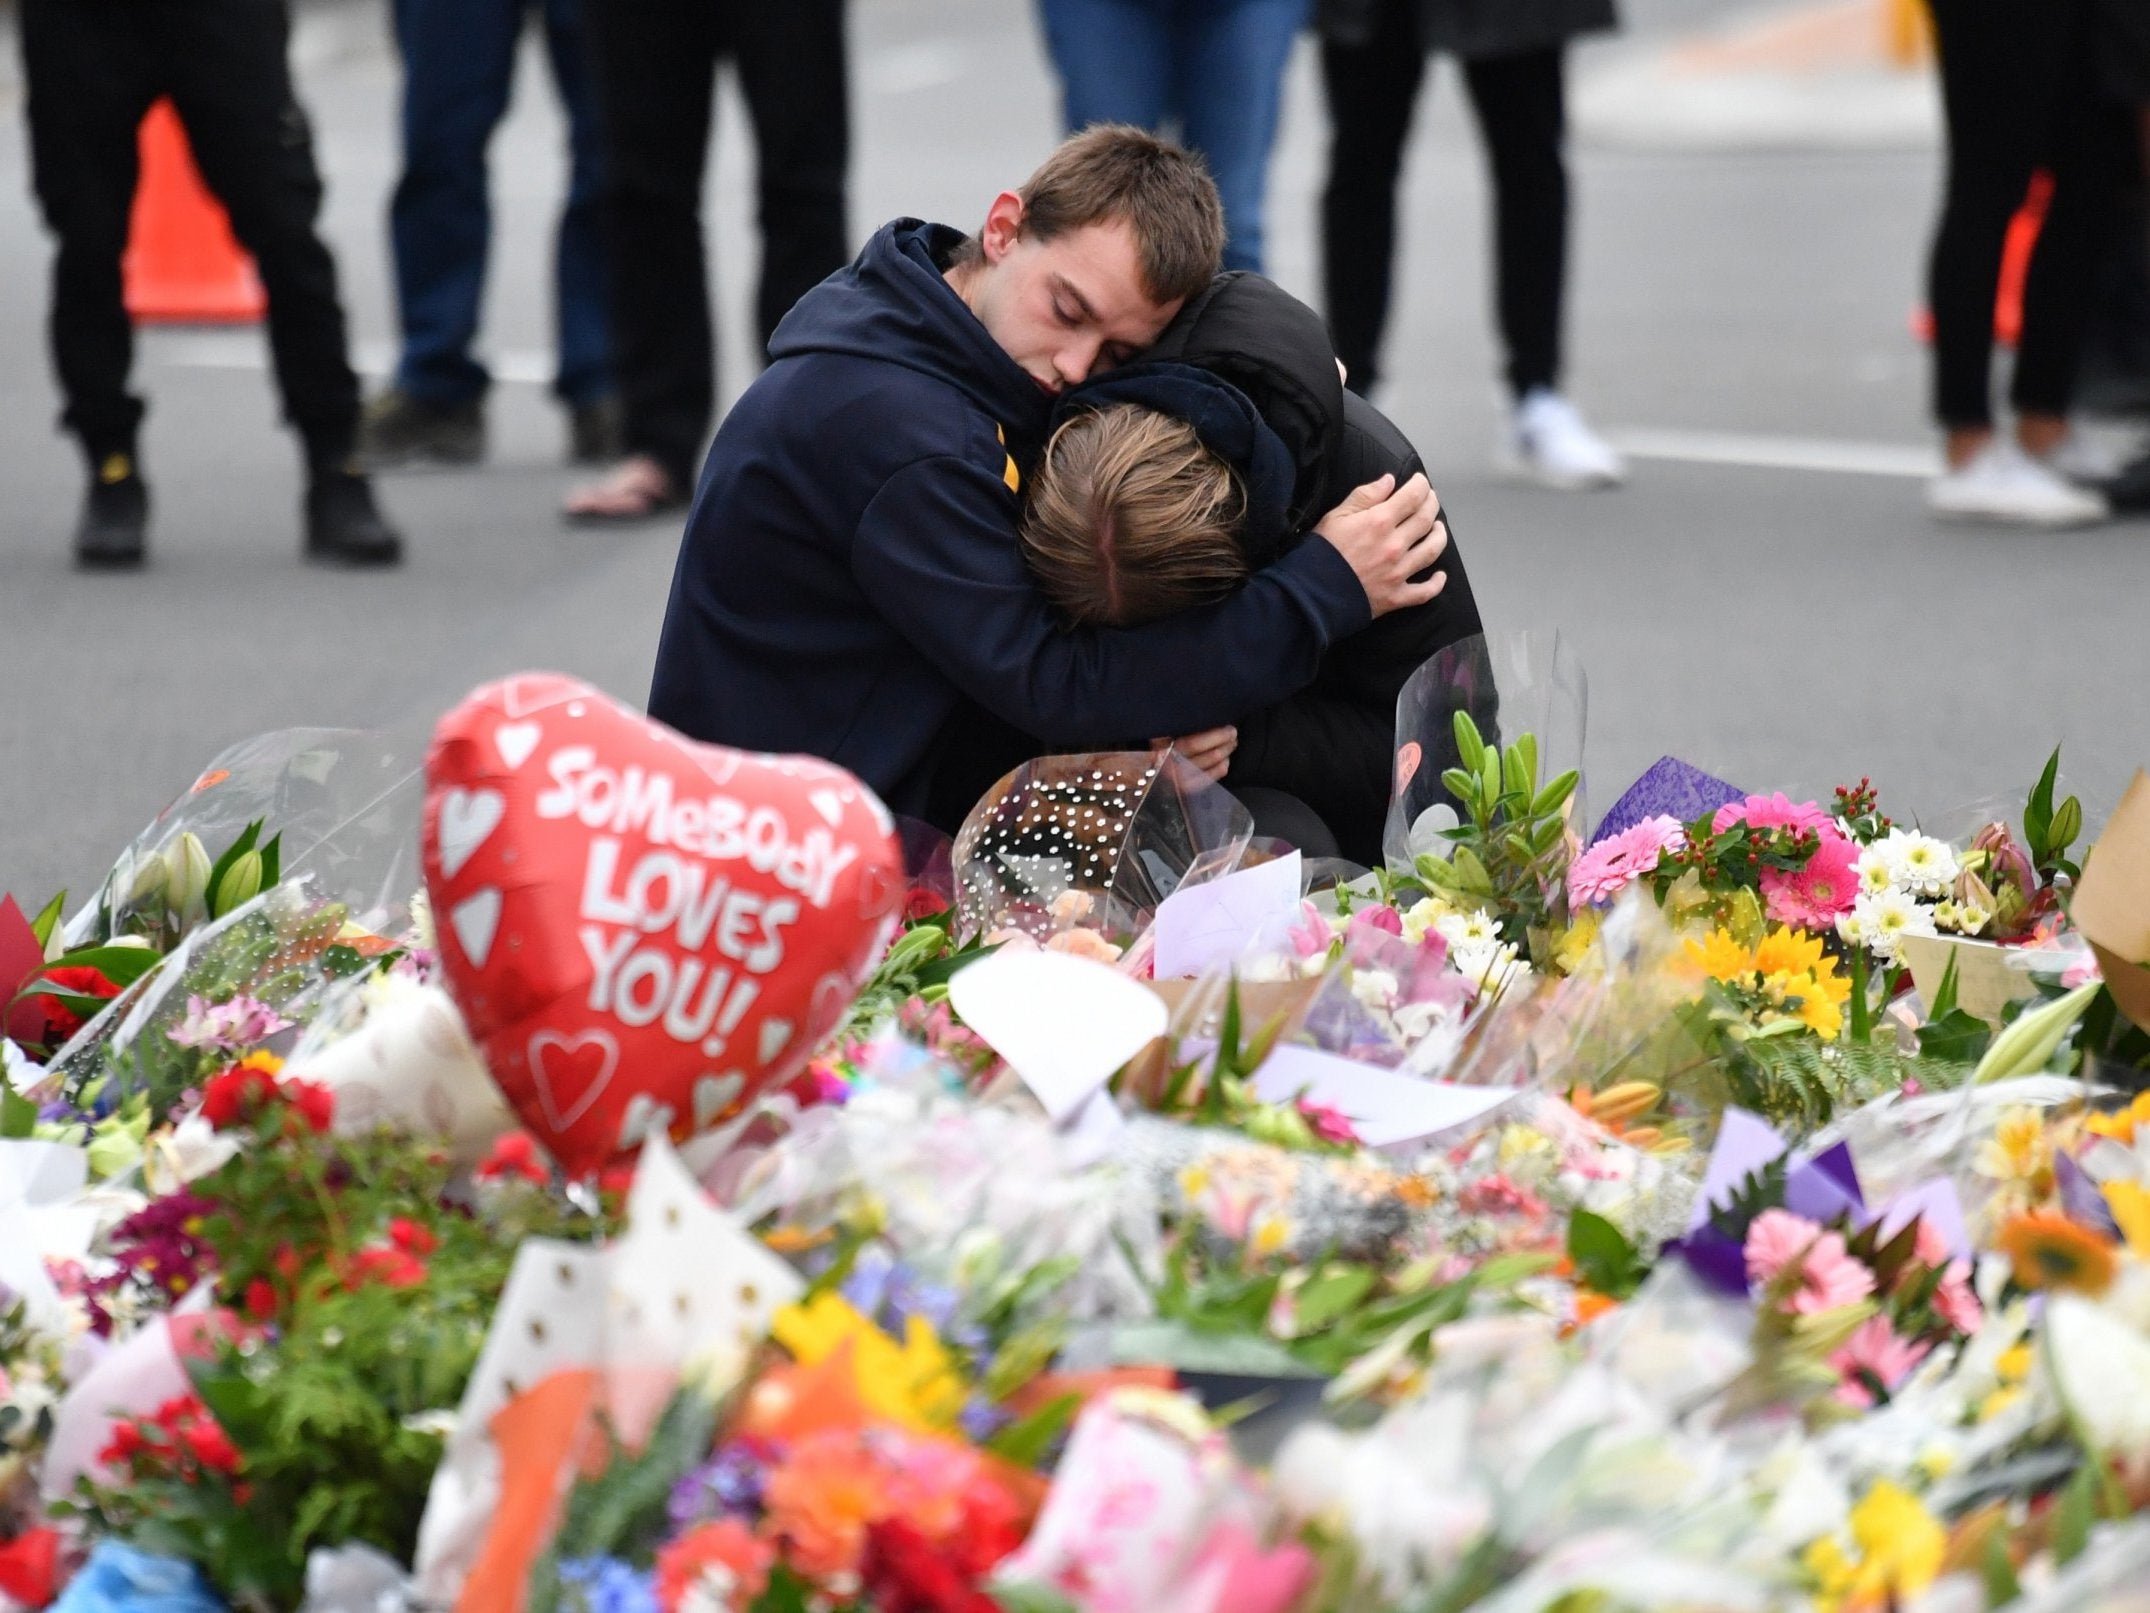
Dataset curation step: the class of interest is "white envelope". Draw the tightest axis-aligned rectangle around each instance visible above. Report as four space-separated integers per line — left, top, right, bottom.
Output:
949 949 1168 1122
1152 851 1303 979
1249 1043 1511 1150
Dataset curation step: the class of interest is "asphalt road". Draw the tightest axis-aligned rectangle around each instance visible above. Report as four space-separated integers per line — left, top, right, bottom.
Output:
2 0 2146 908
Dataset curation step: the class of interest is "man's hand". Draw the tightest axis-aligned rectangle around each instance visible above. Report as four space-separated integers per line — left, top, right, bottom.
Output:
1154 726 1238 781
1314 472 1451 617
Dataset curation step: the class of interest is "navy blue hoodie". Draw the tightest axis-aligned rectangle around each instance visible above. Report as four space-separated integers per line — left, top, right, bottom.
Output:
647 220 1373 820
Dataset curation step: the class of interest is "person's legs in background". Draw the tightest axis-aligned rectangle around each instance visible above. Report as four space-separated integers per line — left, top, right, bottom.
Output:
1037 0 1174 136
162 0 403 563
569 0 721 521
18 0 159 563
1318 0 1422 393
1463 45 1624 489
727 0 850 356
1924 0 2106 524
542 0 620 462
1172 0 1308 273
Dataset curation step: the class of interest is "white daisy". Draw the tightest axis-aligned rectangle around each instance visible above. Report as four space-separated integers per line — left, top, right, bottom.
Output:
1856 888 1935 962
1855 847 1898 897
1884 830 1959 898
1436 909 1500 950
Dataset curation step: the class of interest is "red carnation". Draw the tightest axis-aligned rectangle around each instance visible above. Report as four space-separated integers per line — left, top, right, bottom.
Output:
347 1245 428 1290
243 1278 279 1322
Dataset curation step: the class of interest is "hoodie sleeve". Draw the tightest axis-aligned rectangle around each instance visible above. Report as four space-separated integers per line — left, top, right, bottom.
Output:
852 452 1372 744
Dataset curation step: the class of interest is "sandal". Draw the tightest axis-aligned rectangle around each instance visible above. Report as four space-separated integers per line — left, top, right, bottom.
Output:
563 454 687 526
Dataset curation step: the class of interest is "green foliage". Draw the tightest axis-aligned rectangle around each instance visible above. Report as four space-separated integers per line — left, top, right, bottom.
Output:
2023 747 2083 883
1566 1209 1647 1301
1405 712 1577 952
1729 1037 1973 1131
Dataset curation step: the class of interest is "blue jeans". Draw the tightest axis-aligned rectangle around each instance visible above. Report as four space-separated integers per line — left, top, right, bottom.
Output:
1038 0 1310 274
388 0 610 406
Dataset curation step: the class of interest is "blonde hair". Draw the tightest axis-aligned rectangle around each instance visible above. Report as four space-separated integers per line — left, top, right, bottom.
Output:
1021 404 1250 626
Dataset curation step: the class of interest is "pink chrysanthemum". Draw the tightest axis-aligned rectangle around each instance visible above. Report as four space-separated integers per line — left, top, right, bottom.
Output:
1743 1208 1826 1284
1759 827 1860 928
1712 792 1833 836
1567 815 1687 907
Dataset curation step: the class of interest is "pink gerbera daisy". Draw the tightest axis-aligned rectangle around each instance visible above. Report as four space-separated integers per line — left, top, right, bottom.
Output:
1713 792 1833 836
1759 827 1860 929
1743 1208 1826 1284
1567 815 1687 907
1830 1315 1931 1407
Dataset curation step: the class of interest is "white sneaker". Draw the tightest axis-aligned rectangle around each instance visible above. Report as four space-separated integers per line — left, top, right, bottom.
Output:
1503 389 1627 490
2042 429 2136 486
1927 440 2108 527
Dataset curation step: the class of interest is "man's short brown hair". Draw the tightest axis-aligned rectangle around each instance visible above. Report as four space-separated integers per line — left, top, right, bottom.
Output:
1021 404 1250 627
1016 125 1224 308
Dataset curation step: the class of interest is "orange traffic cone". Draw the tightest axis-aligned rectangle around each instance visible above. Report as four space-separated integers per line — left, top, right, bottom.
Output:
123 99 265 324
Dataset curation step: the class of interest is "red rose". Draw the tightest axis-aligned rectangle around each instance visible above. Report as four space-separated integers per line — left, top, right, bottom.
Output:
476 1131 550 1184
243 1278 279 1322
200 1064 278 1130
388 1217 439 1257
30 964 120 1046
180 1419 242 1474
347 1246 428 1290
902 886 953 923
284 1078 335 1134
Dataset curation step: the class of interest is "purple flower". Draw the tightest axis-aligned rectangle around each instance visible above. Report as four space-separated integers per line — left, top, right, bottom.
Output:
667 1440 771 1528
958 1395 1011 1445
167 994 292 1054
556 1558 657 1613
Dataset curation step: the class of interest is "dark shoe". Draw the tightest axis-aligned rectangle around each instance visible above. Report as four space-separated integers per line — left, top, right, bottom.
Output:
359 387 484 467
2108 451 2150 515
305 469 404 566
567 395 625 465
74 453 149 569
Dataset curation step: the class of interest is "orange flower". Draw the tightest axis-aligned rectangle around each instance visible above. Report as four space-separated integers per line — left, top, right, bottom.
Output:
762 1430 893 1579
1997 1209 2117 1295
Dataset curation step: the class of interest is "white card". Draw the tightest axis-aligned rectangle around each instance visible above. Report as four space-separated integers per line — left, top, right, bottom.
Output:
1250 1043 1511 1150
948 949 1168 1122
1152 851 1303 979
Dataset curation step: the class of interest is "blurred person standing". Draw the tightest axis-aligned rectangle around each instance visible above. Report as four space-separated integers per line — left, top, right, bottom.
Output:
1316 0 1624 490
2092 0 2150 514
1921 0 2134 527
361 0 618 468
19 0 403 568
1035 0 1309 273
564 2 849 524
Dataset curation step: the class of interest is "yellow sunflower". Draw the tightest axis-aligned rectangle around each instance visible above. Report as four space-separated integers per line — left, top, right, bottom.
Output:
1996 1208 2117 1295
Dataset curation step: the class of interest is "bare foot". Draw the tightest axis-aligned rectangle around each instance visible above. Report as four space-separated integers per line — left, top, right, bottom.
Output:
563 454 684 524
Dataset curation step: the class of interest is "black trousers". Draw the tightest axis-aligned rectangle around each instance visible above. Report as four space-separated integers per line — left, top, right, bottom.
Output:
1927 0 2135 428
18 0 361 467
1321 0 1568 399
584 0 850 491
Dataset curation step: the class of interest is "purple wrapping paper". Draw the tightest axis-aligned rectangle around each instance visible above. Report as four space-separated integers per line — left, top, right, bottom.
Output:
1676 1109 1870 1296
1594 756 1745 844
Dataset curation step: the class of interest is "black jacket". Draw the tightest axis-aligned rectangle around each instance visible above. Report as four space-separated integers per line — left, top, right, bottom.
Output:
1319 0 1615 58
1126 272 1484 864
645 222 1372 823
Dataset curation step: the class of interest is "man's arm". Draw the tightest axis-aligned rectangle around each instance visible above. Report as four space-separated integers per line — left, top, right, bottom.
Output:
854 454 1369 744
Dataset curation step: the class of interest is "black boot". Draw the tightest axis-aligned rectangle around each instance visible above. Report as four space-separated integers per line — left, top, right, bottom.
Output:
305 467 404 566
359 387 485 467
74 452 149 569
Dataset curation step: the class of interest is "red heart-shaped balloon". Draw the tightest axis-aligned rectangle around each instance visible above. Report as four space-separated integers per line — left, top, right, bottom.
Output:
421 673 901 1175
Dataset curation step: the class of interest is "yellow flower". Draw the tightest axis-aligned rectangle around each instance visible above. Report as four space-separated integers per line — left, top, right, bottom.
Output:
2086 1091 2150 1147
1975 1109 2053 1192
1553 906 1601 975
1685 928 1750 984
1807 1481 1947 1612
1778 970 1847 1040
1248 1209 1293 1259
770 1292 966 1432
1753 926 1828 980
2103 1180 2150 1258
